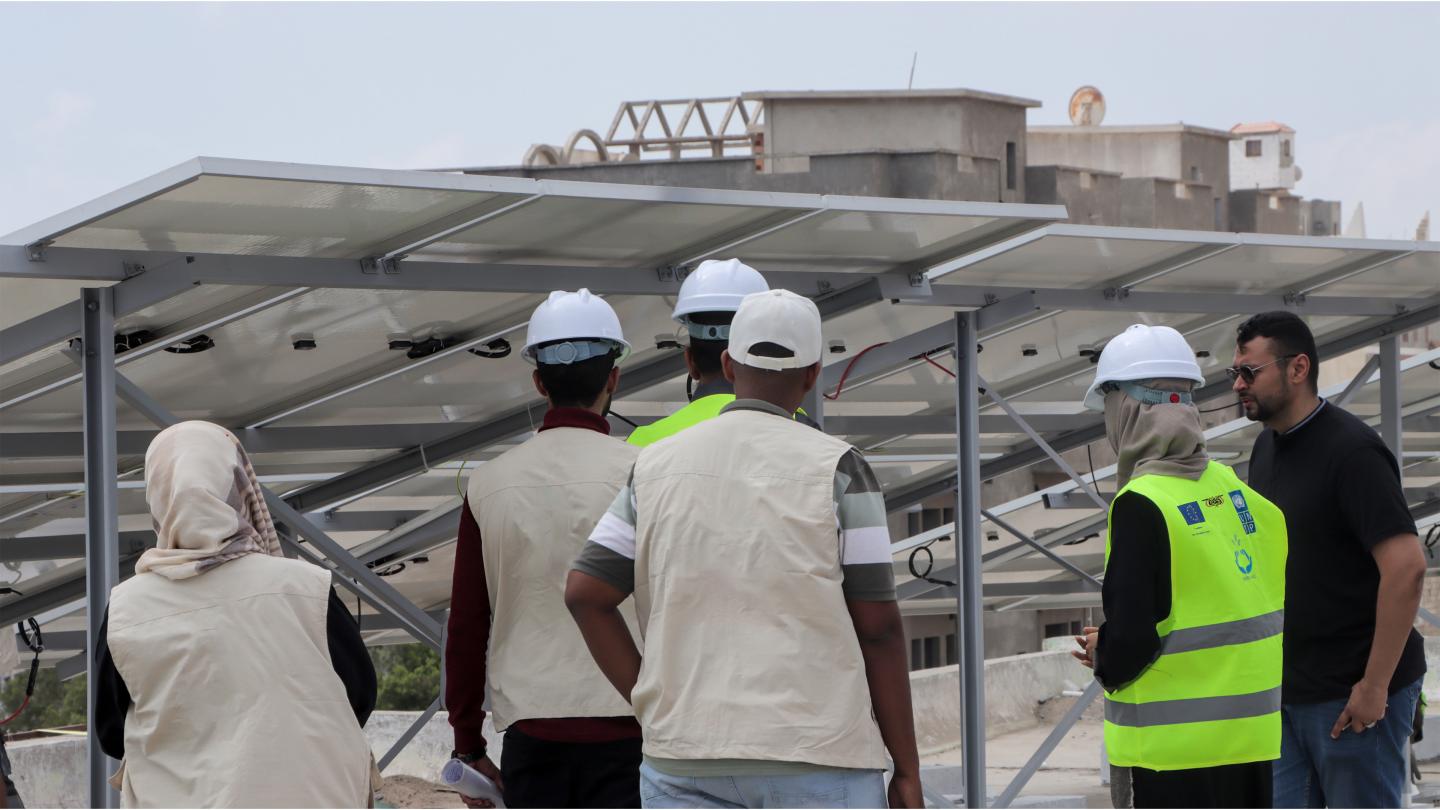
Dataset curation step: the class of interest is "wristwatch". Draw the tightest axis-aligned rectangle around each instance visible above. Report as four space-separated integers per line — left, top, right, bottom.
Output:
451 747 486 764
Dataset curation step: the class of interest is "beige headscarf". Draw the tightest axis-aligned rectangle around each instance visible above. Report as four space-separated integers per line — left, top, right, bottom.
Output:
1103 382 1210 488
137 421 283 580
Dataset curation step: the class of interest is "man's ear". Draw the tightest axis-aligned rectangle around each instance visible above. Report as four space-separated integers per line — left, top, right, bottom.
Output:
606 365 621 394
683 346 702 381
1289 353 1311 387
801 362 821 394
721 350 737 383
532 369 548 399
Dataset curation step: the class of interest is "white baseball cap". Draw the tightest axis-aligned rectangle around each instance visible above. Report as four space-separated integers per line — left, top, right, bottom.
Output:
727 289 822 371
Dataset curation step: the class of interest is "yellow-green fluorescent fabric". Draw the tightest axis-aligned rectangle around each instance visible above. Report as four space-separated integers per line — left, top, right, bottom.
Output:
1103 461 1287 770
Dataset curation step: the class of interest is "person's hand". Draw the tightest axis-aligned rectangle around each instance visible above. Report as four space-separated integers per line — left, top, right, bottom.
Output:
887 771 923 809
1331 679 1388 739
1071 626 1099 669
459 755 504 809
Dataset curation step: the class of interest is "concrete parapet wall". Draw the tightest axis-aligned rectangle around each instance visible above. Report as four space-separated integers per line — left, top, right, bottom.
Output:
6 652 1090 805
911 650 1094 754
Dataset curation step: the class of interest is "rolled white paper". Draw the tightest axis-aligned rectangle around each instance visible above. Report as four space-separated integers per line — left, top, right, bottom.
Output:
441 758 505 807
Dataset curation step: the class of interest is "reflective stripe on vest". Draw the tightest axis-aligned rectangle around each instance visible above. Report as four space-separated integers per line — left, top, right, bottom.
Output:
1105 686 1282 728
1159 609 1284 656
1102 461 1288 771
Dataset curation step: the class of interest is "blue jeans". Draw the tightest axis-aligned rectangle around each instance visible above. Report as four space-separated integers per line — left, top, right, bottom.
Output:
1274 677 1421 808
639 761 886 809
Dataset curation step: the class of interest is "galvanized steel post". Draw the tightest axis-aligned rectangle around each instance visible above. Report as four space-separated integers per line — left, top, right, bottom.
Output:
953 310 987 807
82 287 121 808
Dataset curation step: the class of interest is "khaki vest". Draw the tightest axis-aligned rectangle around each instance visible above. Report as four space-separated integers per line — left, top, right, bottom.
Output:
629 409 887 769
467 427 640 731
106 554 372 808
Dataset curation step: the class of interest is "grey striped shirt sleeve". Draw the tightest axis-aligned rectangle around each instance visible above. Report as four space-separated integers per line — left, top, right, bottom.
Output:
571 473 638 595
835 448 896 601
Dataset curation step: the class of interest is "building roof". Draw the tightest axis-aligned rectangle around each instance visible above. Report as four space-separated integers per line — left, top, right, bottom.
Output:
742 88 1042 108
1231 121 1296 135
1028 123 1235 140
1027 164 1125 178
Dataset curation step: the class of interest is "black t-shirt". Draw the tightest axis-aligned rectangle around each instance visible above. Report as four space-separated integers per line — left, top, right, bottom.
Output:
1247 400 1423 704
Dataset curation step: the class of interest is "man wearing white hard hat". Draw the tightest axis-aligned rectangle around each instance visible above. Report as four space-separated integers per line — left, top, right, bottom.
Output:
626 258 769 446
566 289 923 808
1070 323 1287 808
446 290 644 808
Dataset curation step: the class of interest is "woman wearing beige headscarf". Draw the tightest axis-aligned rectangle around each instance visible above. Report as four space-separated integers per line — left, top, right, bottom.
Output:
1070 325 1287 809
94 421 377 808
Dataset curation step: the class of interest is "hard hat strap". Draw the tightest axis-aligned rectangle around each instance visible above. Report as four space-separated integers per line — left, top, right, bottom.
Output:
534 339 617 366
686 322 730 342
1111 380 1194 406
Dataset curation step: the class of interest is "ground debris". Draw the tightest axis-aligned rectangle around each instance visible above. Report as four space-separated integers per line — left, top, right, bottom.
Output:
380 775 466 809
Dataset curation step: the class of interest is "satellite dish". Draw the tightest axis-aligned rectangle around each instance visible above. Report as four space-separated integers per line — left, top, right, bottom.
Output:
1068 86 1106 127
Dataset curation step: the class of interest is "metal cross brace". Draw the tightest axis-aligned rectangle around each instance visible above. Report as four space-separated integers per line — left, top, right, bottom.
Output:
377 695 443 772
61 350 444 650
992 680 1103 808
977 375 1109 511
980 509 1102 589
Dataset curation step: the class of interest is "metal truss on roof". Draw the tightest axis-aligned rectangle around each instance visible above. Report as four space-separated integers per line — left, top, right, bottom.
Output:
1 157 1436 807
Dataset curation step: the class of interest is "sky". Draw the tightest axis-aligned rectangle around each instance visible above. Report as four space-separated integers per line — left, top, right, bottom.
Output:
2 1 1437 240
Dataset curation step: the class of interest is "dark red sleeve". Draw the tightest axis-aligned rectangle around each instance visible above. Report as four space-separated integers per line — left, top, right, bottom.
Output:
446 497 491 754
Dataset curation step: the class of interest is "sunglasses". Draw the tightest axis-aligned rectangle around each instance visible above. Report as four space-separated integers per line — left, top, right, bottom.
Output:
1225 354 1297 385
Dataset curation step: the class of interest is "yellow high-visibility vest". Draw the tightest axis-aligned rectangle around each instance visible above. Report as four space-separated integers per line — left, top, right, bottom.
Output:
1103 461 1287 771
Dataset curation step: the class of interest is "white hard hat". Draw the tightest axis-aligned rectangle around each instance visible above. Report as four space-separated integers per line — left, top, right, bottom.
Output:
672 259 770 336
1083 324 1204 411
728 289 822 371
521 289 631 366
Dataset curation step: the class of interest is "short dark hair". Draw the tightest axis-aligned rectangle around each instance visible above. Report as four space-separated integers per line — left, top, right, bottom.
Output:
686 311 734 377
1236 311 1319 391
535 347 617 408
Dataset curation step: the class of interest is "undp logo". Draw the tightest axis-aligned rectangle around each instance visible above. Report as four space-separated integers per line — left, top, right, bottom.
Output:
1234 549 1254 575
1230 491 1248 512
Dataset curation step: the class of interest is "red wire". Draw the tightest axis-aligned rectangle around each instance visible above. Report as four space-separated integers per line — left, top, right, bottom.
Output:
0 695 30 726
825 343 959 401
823 342 890 400
922 355 957 378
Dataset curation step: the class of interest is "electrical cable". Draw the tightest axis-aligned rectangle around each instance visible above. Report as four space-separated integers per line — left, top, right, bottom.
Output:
609 411 640 428
1 619 43 726
922 355 957 378
907 542 956 588
823 342 890 400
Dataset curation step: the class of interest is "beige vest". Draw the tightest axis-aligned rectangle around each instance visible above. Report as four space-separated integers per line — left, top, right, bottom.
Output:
630 409 887 769
468 426 640 731
106 554 372 809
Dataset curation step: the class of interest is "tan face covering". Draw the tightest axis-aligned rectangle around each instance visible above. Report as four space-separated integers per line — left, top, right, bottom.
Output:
137 421 283 580
1103 386 1210 488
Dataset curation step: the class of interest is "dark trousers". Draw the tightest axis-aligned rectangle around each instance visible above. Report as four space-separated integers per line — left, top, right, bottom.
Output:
500 727 642 809
1131 761 1272 808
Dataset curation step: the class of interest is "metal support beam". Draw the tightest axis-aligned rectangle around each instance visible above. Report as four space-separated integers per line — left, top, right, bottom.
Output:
979 377 1107 510
1335 354 1382 408
377 696 442 772
1042 491 1114 510
1380 337 1403 461
56 652 88 682
67 351 446 651
953 310 986 807
993 680 1103 808
81 287 120 808
981 510 1100 589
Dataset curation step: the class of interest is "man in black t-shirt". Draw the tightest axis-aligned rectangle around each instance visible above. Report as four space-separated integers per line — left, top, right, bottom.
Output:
1234 311 1425 808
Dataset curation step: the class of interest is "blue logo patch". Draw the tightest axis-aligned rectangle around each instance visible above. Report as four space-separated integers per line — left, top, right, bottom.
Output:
1235 549 1254 575
1229 489 1257 534
1178 502 1206 525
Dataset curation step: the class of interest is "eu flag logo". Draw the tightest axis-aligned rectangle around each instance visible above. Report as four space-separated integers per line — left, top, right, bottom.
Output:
1178 502 1206 525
